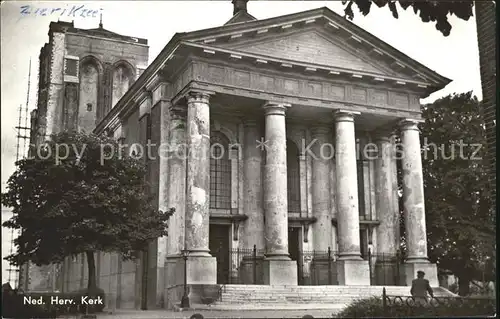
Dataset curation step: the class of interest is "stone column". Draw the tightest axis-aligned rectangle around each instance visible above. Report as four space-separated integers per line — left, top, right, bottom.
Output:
184 90 217 285
242 119 265 251
311 126 333 252
334 110 370 285
241 119 265 284
400 119 438 286
310 126 333 284
262 101 297 285
164 103 188 291
374 135 399 285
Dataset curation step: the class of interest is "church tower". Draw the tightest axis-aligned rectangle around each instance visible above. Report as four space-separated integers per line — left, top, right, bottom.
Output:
23 19 149 292
32 20 149 144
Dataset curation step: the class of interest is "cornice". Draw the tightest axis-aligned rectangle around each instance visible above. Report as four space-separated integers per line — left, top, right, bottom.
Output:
180 41 433 90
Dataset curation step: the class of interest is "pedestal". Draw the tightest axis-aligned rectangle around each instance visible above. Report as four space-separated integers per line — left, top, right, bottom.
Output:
186 255 217 285
336 260 370 285
402 262 438 287
263 259 298 285
164 255 217 309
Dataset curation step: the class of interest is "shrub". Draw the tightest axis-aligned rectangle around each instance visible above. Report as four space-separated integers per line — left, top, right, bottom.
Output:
336 296 496 318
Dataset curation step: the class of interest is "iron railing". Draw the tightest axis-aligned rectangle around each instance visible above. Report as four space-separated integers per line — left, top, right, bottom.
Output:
216 245 266 285
363 250 405 286
381 287 496 316
218 247 406 286
297 248 338 285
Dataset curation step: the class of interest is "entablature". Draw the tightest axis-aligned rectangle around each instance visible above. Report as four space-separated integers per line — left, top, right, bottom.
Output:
167 56 423 119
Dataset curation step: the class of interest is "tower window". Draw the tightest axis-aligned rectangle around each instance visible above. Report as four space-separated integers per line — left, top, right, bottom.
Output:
64 59 78 76
87 103 93 111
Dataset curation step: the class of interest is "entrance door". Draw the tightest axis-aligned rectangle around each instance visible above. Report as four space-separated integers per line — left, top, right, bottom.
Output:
288 227 301 283
360 228 368 259
209 224 231 284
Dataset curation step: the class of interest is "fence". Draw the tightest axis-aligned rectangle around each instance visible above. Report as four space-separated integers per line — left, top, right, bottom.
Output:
363 250 405 286
219 247 405 286
381 287 496 316
216 245 266 284
298 248 338 285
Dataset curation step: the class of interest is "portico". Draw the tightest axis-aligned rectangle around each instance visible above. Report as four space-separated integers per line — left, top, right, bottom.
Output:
95 5 450 309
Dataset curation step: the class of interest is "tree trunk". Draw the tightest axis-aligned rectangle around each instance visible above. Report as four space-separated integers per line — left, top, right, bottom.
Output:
458 275 471 296
86 251 97 292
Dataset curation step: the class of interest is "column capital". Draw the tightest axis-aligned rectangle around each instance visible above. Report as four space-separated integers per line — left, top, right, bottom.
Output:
399 118 424 131
310 125 330 136
373 133 392 143
262 101 291 116
186 89 214 104
333 109 361 122
243 118 259 127
168 104 187 120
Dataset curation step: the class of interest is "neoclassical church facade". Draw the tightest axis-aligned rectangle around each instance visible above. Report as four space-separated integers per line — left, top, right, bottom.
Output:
27 1 450 309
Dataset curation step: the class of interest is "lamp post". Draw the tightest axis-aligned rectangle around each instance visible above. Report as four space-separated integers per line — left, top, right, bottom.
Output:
180 249 190 308
368 242 373 285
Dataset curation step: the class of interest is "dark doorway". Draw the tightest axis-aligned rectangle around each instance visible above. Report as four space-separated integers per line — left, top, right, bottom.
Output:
288 227 301 283
288 227 301 260
209 224 231 284
360 228 368 259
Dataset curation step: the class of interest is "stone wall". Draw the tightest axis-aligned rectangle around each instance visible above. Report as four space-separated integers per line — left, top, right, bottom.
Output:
78 61 99 132
45 32 66 138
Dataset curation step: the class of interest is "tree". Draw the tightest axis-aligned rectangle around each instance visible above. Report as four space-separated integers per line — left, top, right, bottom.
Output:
420 92 495 296
342 0 474 36
2 131 174 297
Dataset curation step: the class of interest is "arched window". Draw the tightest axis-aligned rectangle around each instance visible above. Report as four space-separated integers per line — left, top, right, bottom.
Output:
210 132 232 210
287 140 301 217
78 60 99 132
111 63 133 108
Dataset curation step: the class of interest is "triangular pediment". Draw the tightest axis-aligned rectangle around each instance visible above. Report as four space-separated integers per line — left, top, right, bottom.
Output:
183 7 451 88
219 28 404 77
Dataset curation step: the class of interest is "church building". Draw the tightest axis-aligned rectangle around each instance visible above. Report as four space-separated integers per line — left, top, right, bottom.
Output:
28 1 450 310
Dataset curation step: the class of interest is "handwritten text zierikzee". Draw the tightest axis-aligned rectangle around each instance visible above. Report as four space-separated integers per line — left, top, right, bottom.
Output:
20 5 100 18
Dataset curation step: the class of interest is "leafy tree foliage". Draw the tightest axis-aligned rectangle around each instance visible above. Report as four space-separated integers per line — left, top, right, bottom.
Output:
342 0 475 36
2 131 174 292
420 92 495 296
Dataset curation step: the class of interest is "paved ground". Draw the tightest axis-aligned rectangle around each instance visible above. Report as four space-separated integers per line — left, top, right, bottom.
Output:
59 309 340 318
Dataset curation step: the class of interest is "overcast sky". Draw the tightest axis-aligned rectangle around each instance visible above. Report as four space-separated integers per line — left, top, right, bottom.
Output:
1 1 481 285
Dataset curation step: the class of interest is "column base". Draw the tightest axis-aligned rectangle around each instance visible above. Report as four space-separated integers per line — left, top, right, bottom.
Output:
164 255 217 310
336 260 370 285
186 255 217 285
402 262 438 287
263 259 298 285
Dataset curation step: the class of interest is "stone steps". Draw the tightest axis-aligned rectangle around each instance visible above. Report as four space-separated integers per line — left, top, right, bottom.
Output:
187 303 348 311
213 285 456 307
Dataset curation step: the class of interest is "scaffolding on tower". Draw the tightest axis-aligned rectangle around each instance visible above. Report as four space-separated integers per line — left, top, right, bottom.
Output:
9 59 33 290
